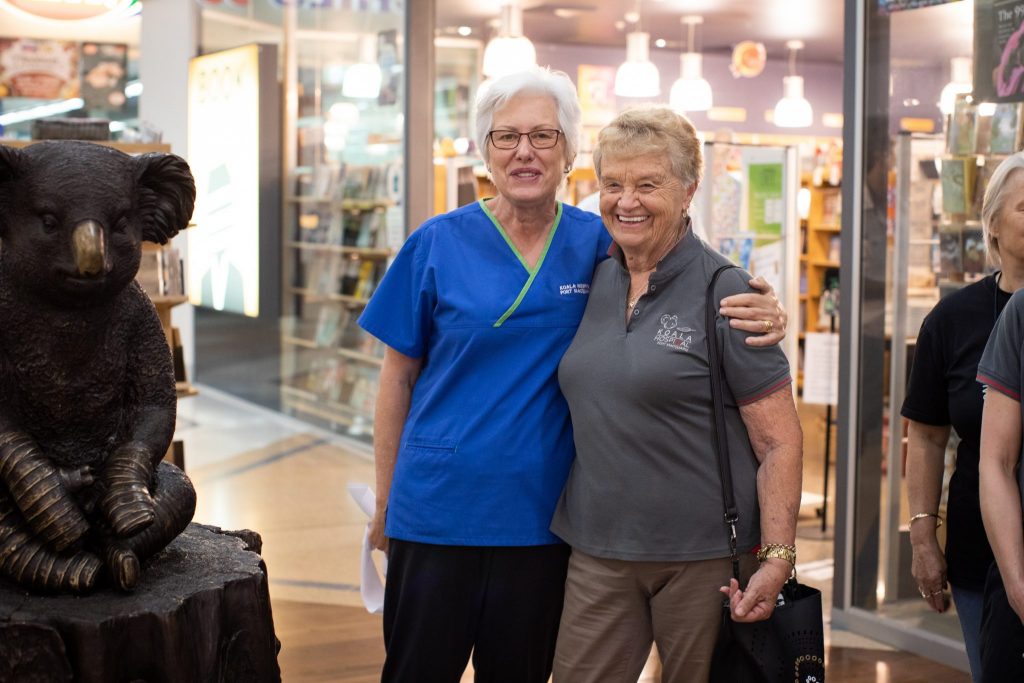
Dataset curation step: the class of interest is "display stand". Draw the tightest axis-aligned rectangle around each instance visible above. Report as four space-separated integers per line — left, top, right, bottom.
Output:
0 525 281 683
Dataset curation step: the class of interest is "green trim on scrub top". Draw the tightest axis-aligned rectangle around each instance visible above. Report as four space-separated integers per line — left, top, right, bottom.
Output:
478 199 563 328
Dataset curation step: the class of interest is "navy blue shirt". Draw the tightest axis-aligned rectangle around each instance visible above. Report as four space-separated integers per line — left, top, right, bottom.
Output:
359 200 611 545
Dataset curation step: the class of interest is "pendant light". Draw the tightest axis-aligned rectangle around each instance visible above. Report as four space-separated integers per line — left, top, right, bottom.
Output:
614 0 660 98
482 0 537 78
669 16 712 113
773 40 813 128
939 56 972 117
342 35 382 99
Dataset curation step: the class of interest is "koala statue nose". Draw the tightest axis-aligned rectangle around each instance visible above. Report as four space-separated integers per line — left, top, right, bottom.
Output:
72 220 107 277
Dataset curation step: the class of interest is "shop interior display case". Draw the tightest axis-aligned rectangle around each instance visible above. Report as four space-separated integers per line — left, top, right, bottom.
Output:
280 12 406 445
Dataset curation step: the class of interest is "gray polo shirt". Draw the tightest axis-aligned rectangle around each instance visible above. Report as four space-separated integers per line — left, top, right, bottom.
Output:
550 227 792 562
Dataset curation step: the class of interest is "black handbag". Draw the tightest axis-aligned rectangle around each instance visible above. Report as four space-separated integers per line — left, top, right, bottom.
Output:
704 265 826 683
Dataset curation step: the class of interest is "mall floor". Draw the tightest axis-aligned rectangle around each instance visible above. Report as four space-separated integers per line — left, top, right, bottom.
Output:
178 386 970 682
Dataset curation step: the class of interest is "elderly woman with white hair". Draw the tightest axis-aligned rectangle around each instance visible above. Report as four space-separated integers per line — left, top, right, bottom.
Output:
974 151 1024 681
904 151 1024 682
358 68 785 682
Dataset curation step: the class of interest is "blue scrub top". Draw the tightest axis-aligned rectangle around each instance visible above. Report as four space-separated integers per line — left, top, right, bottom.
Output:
359 200 611 546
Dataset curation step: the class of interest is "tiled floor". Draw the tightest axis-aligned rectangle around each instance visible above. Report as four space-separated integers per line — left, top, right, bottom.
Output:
179 386 969 682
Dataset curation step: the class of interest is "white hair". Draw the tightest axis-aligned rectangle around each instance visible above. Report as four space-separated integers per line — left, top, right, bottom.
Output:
473 66 581 169
981 151 1024 266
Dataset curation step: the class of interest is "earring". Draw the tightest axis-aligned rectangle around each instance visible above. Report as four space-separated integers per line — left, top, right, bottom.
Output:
564 164 572 174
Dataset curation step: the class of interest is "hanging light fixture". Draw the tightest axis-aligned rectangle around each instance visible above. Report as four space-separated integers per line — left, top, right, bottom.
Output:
482 0 537 78
342 35 382 99
614 0 660 98
669 16 712 112
773 40 813 128
939 56 972 117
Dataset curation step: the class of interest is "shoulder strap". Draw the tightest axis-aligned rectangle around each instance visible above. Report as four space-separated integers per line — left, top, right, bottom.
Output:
705 264 741 580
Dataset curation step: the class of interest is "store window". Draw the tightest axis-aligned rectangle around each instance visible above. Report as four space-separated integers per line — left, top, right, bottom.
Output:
835 0 985 671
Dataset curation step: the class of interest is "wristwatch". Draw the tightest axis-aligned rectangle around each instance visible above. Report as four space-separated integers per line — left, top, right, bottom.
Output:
756 543 796 566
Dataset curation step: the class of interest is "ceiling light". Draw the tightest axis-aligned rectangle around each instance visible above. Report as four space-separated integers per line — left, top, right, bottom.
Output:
774 40 812 128
615 2 659 98
482 1 537 78
457 26 472 37
0 97 84 126
669 16 712 113
655 38 666 48
342 35 382 99
939 56 972 117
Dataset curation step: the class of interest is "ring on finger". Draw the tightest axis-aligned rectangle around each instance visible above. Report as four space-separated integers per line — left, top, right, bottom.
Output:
918 587 928 598
762 319 773 334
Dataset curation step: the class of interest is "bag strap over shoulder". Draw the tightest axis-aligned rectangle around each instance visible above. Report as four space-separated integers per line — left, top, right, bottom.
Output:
705 264 741 581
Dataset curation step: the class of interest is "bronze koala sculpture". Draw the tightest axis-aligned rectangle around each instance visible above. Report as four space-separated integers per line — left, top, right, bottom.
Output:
0 141 197 594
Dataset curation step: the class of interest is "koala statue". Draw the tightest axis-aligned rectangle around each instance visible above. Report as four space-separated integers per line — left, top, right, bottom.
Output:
0 141 197 594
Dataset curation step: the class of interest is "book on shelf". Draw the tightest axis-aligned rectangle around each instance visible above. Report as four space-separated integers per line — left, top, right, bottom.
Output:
973 156 1003 217
962 225 986 276
137 245 184 297
340 258 362 295
988 102 1022 154
938 223 963 278
314 305 349 347
940 157 973 216
304 252 341 295
353 261 380 300
947 96 977 156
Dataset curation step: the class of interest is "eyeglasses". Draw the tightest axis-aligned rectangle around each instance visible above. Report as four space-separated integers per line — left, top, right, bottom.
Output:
488 129 562 150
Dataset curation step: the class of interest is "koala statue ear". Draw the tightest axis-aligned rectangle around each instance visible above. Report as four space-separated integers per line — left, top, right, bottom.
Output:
0 145 22 240
134 153 196 245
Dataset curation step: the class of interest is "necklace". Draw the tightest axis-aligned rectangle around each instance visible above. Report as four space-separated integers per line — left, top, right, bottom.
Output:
627 291 643 310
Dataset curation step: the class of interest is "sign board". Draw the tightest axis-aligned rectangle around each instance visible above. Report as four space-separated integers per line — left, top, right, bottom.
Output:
878 0 961 12
0 38 79 99
187 44 263 318
975 0 1024 102
803 332 840 406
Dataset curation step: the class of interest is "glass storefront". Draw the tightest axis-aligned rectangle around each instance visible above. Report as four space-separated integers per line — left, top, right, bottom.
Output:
834 0 979 671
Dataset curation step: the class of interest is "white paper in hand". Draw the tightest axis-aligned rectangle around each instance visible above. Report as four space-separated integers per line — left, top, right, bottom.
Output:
347 483 387 614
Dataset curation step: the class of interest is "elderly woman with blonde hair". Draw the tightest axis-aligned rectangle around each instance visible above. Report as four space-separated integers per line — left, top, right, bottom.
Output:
550 107 803 683
906 151 1024 681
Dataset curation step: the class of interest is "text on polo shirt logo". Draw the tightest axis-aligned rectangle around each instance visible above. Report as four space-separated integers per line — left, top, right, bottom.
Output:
655 314 694 352
558 283 590 295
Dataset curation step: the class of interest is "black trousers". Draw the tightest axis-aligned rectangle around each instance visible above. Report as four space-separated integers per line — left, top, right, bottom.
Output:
381 540 571 683
980 561 1024 682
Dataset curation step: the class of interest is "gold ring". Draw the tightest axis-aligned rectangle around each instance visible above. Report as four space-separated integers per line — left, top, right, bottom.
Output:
930 590 942 596
918 587 928 598
762 320 773 334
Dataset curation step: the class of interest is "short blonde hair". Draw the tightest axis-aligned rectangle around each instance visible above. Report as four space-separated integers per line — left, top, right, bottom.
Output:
981 151 1024 266
594 107 703 187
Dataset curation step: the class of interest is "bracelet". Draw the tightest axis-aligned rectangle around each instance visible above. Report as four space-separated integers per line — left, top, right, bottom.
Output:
756 543 796 566
909 512 944 529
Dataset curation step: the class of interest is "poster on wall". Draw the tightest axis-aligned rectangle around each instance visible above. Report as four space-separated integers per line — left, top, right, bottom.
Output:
747 162 784 235
878 0 962 13
975 0 1024 102
0 38 79 99
577 64 616 127
80 43 127 112
187 44 262 318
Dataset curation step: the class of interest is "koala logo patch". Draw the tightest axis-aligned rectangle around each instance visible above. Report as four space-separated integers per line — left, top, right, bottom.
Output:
655 313 694 353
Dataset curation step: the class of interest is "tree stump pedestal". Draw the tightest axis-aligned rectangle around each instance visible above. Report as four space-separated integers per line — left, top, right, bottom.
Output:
0 524 281 683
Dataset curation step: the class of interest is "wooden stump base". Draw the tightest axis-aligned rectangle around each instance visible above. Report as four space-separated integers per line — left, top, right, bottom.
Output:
0 523 281 683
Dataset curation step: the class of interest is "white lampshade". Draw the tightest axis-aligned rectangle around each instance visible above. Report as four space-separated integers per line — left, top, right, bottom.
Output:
342 35 382 99
482 35 537 78
669 52 712 112
939 56 973 116
774 75 813 128
482 1 537 78
615 32 660 98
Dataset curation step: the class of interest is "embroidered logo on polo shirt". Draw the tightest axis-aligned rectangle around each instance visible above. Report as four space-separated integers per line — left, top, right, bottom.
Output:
655 314 694 352
558 283 590 295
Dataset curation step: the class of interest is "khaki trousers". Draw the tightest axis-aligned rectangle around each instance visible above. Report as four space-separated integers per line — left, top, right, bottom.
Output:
552 549 756 683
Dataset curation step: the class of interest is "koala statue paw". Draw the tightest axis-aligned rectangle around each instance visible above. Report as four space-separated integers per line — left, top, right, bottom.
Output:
102 485 156 538
106 546 140 592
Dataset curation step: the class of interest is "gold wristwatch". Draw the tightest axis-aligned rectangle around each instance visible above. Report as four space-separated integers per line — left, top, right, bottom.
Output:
756 543 796 566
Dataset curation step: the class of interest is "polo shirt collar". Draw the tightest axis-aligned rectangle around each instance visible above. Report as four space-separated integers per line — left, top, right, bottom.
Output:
609 217 703 283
